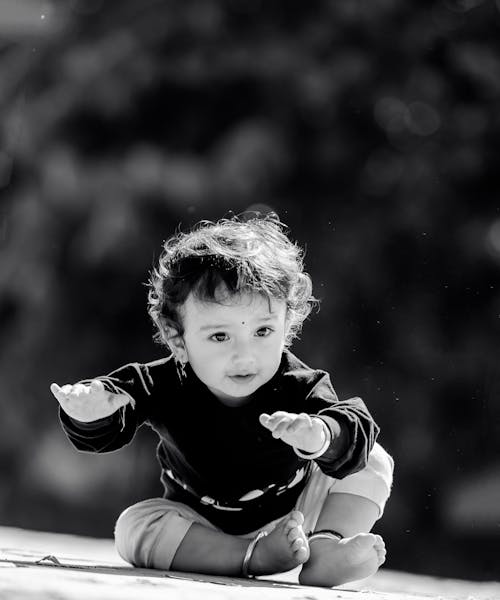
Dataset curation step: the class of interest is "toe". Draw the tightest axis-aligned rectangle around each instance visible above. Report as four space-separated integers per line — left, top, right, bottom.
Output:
295 545 309 563
376 546 387 565
291 537 305 551
285 520 299 533
353 533 377 552
287 526 299 541
290 510 304 525
373 535 386 556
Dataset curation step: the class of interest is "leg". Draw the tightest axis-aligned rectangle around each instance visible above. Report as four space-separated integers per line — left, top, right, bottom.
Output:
172 510 309 576
298 443 394 587
114 497 309 576
299 493 386 586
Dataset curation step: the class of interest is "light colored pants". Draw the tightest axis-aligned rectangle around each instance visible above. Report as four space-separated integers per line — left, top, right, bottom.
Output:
115 442 394 570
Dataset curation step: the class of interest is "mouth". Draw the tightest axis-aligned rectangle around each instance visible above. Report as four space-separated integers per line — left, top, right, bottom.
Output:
228 374 257 384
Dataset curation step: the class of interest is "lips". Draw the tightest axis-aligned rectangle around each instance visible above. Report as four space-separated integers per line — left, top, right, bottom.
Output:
228 373 256 383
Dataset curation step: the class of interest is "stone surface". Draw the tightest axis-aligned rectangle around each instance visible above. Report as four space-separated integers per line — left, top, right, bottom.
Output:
0 527 498 600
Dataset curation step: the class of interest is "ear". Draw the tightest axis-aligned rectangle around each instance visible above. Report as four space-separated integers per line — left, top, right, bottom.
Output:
165 329 188 363
283 313 294 345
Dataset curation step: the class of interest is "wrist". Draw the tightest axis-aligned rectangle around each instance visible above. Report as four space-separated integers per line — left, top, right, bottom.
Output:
293 418 331 459
313 417 331 451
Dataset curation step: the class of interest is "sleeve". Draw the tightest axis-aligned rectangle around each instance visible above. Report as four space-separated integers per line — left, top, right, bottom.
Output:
304 374 380 479
58 362 154 453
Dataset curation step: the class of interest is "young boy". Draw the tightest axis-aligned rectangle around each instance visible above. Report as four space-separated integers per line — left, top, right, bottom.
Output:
51 214 393 587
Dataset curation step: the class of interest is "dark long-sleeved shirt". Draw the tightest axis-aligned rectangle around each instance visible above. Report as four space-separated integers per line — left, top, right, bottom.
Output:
59 350 379 534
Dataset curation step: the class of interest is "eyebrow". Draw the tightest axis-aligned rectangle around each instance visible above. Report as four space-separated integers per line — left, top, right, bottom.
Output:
198 315 279 332
199 324 230 332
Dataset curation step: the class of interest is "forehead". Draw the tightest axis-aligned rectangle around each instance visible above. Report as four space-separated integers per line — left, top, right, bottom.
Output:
181 291 286 326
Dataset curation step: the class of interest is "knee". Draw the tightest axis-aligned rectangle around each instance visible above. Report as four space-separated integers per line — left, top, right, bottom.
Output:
114 497 199 570
367 443 394 496
114 499 166 568
327 443 394 519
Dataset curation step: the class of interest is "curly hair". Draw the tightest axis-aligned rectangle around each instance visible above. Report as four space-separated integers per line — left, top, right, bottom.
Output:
147 214 317 348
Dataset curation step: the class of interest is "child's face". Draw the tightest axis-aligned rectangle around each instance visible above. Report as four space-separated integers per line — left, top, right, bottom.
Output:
180 290 288 406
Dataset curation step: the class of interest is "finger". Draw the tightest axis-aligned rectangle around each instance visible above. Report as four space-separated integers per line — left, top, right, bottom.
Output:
259 413 272 428
267 410 291 421
72 383 88 396
285 413 311 433
264 411 292 428
299 412 312 427
90 379 105 393
110 393 130 410
259 416 278 433
271 415 293 438
285 420 303 434
52 383 75 401
259 412 285 431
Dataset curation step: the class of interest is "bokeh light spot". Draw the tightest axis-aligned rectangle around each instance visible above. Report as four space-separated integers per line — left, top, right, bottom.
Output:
408 101 441 136
485 219 500 260
0 152 13 189
374 96 410 134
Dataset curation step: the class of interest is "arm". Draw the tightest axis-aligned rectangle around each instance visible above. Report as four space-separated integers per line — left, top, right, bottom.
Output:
314 395 379 478
53 363 152 453
260 373 379 479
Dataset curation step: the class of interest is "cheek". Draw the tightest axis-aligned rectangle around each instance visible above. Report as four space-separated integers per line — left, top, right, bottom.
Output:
266 332 287 350
186 348 220 383
260 338 286 366
187 341 223 369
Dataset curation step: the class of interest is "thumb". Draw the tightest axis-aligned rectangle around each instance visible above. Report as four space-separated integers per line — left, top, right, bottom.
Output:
50 383 63 401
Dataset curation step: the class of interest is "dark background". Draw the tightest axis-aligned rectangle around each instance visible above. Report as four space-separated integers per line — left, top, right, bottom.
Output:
1 0 499 582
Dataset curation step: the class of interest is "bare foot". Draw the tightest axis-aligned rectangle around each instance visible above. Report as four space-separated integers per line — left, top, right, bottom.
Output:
248 510 310 576
299 532 386 587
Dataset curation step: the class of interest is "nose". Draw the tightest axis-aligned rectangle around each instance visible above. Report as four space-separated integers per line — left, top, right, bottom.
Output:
231 338 256 369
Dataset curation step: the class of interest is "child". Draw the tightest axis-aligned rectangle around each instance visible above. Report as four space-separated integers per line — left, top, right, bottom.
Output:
51 214 393 587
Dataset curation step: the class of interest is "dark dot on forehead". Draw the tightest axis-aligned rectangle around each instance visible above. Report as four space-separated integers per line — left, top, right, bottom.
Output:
242 321 245 325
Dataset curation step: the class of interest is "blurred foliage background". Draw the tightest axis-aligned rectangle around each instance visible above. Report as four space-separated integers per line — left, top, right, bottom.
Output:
1 0 499 582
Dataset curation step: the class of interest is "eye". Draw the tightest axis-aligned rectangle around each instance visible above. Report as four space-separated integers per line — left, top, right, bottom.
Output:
256 326 273 337
210 332 229 342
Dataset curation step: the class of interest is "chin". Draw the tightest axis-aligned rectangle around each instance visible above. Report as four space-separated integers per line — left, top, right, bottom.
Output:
216 381 260 404
216 393 252 407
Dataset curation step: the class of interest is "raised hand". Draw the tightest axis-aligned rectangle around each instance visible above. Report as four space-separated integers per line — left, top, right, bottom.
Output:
259 411 329 454
50 380 130 423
